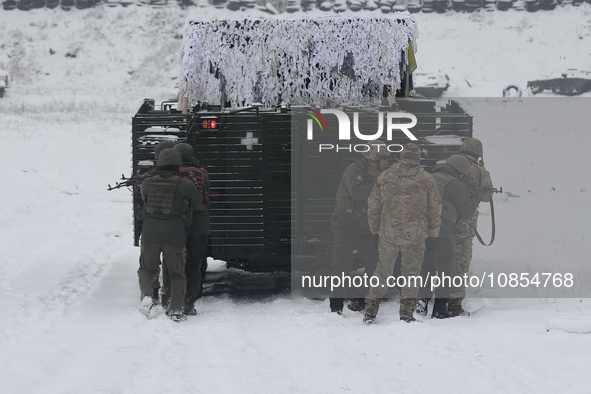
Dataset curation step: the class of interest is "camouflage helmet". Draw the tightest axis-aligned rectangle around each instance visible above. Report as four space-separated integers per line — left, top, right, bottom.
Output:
362 140 390 161
174 142 195 157
446 154 471 177
400 143 421 162
156 148 182 167
460 137 483 159
154 140 176 160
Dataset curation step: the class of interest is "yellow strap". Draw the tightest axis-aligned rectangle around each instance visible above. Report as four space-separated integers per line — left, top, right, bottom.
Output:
404 41 417 97
408 41 417 75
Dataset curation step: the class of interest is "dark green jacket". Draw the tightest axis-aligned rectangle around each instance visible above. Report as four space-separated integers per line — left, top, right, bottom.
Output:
332 159 379 235
431 163 476 238
140 169 202 247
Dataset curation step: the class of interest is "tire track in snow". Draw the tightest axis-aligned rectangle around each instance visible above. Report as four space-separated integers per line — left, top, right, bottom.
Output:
117 300 246 394
0 234 119 359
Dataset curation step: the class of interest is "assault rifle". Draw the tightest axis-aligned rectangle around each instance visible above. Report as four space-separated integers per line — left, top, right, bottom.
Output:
107 174 141 191
471 186 503 247
472 186 503 196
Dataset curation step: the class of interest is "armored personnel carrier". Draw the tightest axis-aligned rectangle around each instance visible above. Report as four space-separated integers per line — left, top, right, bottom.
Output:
127 15 473 272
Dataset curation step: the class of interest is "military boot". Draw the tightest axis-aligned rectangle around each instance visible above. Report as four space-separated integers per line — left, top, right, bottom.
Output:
363 314 376 325
364 297 381 317
347 298 365 312
431 298 454 319
399 297 417 321
168 311 187 323
432 309 455 319
330 297 344 314
448 299 471 316
184 304 197 316
139 296 156 317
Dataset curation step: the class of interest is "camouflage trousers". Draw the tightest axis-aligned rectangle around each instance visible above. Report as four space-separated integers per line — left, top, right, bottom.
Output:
365 239 425 320
450 235 474 305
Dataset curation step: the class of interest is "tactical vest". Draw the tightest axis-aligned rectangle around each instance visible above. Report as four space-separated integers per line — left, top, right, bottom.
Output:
145 175 191 224
179 166 209 211
432 171 459 226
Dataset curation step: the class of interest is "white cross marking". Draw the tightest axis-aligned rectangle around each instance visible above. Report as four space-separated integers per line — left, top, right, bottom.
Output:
241 132 259 151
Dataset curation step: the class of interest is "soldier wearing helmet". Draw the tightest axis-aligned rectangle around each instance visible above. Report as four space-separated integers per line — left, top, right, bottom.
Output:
154 140 177 161
449 137 494 316
146 140 180 303
138 148 202 322
329 140 390 314
364 143 442 324
416 154 478 319
361 140 391 163
159 142 211 316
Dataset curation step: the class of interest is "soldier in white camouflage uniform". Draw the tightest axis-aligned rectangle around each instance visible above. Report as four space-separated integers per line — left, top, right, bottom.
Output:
363 143 441 324
449 138 493 316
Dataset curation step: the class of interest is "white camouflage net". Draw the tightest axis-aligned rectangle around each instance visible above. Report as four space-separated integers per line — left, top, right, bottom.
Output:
179 14 418 107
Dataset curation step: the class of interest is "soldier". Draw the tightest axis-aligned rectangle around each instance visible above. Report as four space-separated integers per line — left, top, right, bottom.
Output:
160 142 211 316
329 140 390 314
449 138 493 316
154 140 177 162
137 148 202 322
149 140 177 302
364 143 441 324
416 154 477 319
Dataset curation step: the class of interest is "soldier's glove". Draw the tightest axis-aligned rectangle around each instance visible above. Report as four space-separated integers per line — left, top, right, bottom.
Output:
366 166 381 179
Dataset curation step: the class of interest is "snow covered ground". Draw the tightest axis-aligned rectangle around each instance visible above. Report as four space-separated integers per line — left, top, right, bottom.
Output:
1 5 591 393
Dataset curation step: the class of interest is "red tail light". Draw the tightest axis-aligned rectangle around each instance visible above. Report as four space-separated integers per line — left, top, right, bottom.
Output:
201 118 217 129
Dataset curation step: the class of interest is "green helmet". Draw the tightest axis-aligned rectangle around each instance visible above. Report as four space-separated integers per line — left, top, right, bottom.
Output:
460 137 483 159
174 142 195 158
446 154 471 177
156 148 182 167
362 140 390 161
154 140 176 160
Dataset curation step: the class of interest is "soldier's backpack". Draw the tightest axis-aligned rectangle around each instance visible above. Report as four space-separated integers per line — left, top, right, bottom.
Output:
179 165 209 211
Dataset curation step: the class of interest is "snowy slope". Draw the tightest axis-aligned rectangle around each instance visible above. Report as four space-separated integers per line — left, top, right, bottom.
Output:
1 5 591 394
